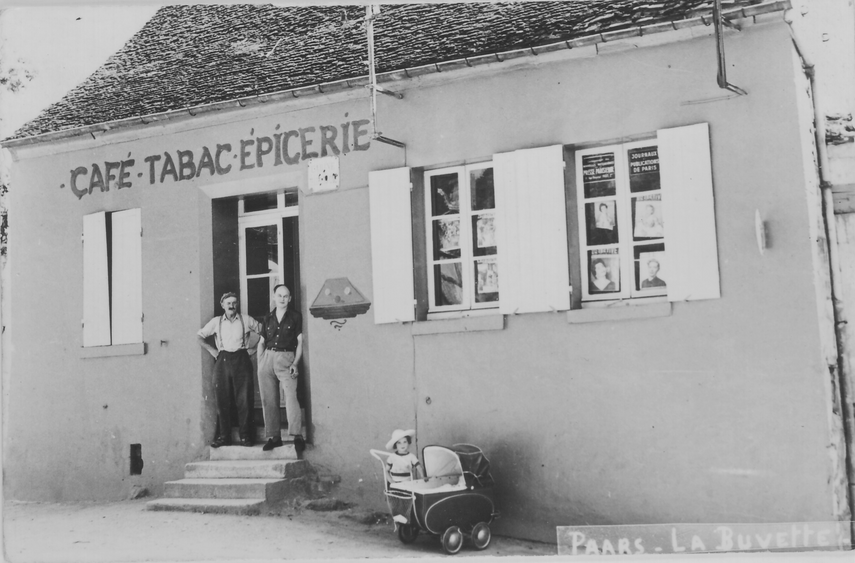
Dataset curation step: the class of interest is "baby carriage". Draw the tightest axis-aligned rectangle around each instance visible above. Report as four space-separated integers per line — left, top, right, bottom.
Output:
370 443 499 555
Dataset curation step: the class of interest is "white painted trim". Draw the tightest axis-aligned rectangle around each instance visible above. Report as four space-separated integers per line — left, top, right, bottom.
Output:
80 342 146 358
199 170 305 200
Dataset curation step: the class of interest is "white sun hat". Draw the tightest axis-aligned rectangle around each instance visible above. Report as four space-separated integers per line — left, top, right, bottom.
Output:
386 428 416 451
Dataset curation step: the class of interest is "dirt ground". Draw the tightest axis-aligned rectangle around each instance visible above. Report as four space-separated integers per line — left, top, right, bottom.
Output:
2 498 557 562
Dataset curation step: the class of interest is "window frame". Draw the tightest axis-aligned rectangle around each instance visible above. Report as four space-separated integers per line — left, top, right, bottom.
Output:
424 161 499 316
575 137 668 306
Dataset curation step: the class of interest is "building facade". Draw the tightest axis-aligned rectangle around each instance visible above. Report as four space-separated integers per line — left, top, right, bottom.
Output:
3 1 853 543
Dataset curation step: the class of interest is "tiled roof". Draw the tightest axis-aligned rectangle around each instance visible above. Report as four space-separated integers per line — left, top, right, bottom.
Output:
11 1 780 141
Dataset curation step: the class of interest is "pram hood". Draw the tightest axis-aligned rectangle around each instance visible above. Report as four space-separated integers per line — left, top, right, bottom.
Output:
423 443 494 489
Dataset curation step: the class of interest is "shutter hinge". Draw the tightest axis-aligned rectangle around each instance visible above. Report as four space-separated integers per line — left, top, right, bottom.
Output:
141 313 145 322
81 233 85 243
409 182 413 191
81 319 84 327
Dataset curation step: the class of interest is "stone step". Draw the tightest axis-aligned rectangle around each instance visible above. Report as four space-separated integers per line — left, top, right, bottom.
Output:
209 443 299 461
146 498 266 515
185 459 310 479
163 478 297 501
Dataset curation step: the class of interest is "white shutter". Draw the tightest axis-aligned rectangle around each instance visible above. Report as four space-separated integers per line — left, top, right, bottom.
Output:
658 123 721 301
83 212 111 347
111 209 143 344
494 145 571 314
369 167 415 324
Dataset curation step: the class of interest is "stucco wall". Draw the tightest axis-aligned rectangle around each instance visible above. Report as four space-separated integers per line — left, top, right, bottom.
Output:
4 21 841 541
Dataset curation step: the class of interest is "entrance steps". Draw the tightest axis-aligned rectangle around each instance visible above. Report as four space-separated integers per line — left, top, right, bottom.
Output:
146 432 334 515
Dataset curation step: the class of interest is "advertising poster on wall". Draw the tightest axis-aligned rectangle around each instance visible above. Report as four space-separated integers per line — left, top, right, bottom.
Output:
588 249 620 294
628 145 660 193
582 152 616 198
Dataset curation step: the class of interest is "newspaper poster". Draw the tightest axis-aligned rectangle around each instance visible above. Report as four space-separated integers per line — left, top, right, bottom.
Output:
582 152 616 198
628 145 660 193
633 195 664 239
431 173 460 215
637 250 667 291
588 249 620 294
586 200 618 245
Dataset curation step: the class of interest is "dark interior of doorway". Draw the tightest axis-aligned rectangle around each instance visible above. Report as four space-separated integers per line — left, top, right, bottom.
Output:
211 199 305 440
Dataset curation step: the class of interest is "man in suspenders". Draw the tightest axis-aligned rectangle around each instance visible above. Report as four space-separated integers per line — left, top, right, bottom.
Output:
197 292 263 448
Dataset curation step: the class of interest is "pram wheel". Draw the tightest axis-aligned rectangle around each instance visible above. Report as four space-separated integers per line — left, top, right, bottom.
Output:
397 523 419 544
441 526 464 555
470 522 491 550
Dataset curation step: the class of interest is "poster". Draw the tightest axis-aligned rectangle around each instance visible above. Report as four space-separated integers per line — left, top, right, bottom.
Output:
436 217 460 253
637 250 667 291
476 260 499 300
586 200 618 245
588 249 620 294
582 152 616 198
628 145 660 193
633 196 664 239
476 215 496 248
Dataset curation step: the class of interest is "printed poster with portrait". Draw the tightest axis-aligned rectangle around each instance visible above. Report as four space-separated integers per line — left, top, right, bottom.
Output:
637 250 667 292
588 249 620 294
585 200 618 245
633 195 664 239
628 146 660 193
582 152 616 198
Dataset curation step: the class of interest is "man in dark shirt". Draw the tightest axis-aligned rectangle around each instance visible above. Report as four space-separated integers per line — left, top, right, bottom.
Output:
258 284 305 452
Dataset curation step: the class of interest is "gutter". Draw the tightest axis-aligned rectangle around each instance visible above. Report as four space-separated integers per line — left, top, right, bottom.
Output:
784 8 855 537
1 0 790 149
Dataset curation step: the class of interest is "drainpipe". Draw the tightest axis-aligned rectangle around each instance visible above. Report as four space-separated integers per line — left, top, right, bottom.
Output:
784 9 855 536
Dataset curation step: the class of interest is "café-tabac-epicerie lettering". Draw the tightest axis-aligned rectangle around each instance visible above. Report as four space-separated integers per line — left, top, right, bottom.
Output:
66 119 370 200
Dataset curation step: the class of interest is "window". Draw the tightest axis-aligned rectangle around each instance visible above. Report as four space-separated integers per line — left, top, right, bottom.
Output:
576 140 666 302
425 163 498 313
82 209 142 347
368 145 570 324
573 123 720 306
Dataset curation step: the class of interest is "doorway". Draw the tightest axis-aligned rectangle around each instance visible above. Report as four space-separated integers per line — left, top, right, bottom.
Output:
237 190 304 437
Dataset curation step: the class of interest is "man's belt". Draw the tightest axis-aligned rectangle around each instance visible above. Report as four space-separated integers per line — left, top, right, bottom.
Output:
267 347 294 352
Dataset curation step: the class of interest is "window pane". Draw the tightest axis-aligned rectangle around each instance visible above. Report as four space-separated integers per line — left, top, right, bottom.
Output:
582 152 616 198
632 195 664 240
471 214 497 257
470 167 495 211
244 193 278 213
284 191 299 207
474 260 499 303
430 173 460 216
634 244 667 292
246 225 279 276
434 263 463 306
433 217 461 260
585 201 619 245
588 251 620 294
627 145 660 193
247 277 273 318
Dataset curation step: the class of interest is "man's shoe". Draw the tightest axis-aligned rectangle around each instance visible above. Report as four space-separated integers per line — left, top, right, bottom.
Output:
293 435 306 454
239 437 253 447
262 437 283 451
210 436 229 448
